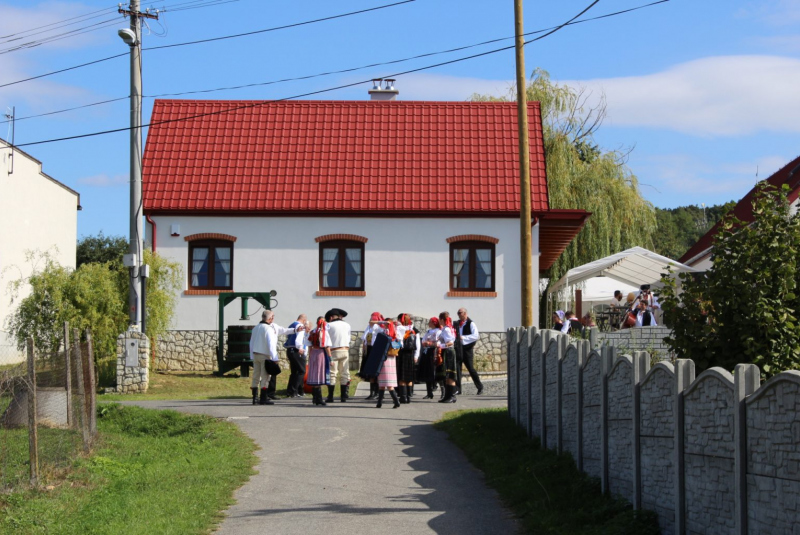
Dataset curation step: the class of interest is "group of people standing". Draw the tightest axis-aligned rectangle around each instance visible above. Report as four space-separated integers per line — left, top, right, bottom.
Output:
248 307 485 409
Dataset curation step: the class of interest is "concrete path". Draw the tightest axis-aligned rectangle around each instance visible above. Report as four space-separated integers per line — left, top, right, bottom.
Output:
131 381 518 535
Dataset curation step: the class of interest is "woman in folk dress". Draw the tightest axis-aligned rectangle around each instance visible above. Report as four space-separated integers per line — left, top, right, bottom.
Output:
418 317 441 399
437 311 458 404
306 316 331 406
358 312 384 400
375 319 401 409
394 313 419 404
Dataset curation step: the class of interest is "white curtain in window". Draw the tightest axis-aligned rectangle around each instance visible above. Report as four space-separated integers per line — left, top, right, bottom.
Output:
476 249 492 288
215 247 231 287
192 248 209 286
453 248 468 288
345 248 362 288
322 248 338 288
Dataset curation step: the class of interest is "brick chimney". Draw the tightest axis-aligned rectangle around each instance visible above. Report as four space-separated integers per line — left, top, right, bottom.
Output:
368 79 399 101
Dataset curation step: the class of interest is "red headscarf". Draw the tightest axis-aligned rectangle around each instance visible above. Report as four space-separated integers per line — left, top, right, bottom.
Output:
370 312 384 322
399 313 412 326
384 320 397 340
444 317 454 330
429 317 441 328
315 317 327 346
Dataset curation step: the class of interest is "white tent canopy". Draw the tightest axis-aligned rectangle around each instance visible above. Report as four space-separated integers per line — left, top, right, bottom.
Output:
548 247 698 295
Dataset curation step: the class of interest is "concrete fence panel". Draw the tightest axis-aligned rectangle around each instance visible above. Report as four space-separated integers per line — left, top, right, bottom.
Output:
607 354 635 503
562 344 580 462
544 337 561 450
517 328 530 434
529 331 544 440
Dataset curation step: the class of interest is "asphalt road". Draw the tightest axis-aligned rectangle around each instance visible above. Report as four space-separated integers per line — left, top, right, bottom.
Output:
131 381 519 535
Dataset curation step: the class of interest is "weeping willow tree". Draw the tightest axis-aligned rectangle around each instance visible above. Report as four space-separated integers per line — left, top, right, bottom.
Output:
471 68 656 284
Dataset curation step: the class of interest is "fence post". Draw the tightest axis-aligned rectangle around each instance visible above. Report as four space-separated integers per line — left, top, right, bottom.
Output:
72 329 90 452
26 337 39 487
576 340 588 472
556 335 567 453
63 322 73 428
600 344 615 494
674 359 696 535
734 363 760 535
85 329 97 438
632 351 651 510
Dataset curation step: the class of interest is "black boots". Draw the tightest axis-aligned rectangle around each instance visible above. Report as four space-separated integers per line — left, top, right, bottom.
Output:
424 382 434 399
397 385 407 404
409 384 414 398
439 381 446 400
313 387 327 406
389 389 401 408
326 386 335 403
259 388 274 405
376 390 385 408
251 387 258 405
340 382 350 402
438 384 457 403
366 382 378 400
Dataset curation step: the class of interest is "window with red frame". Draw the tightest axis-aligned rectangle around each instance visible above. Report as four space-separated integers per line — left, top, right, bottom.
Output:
189 240 233 290
319 240 364 291
450 241 495 291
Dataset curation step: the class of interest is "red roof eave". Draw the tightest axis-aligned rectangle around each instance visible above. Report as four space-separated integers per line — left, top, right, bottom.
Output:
536 209 591 271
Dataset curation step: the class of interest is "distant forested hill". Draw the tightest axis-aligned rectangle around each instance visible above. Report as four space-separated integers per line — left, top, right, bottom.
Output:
652 201 737 260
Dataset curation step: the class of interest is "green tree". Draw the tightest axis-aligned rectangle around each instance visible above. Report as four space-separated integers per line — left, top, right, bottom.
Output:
77 232 128 267
651 201 736 260
660 184 800 377
471 68 657 282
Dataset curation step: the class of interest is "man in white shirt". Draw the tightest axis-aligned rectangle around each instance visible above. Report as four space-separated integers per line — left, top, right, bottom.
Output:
284 314 308 398
456 308 484 395
249 310 302 406
325 308 352 403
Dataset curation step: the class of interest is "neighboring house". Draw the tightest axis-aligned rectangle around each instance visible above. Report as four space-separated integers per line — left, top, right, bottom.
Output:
142 86 589 370
680 155 800 270
0 139 81 361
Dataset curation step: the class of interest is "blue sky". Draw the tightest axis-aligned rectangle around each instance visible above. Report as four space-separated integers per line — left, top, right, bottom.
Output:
1 0 798 239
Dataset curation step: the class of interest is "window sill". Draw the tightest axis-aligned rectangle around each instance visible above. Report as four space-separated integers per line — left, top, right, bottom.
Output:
184 289 233 295
316 290 366 297
447 291 497 298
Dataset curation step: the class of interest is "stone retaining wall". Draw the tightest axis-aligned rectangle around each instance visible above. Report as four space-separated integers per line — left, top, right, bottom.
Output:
155 329 508 374
507 326 800 535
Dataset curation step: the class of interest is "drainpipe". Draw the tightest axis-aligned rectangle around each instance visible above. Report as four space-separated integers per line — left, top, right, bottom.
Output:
145 214 156 253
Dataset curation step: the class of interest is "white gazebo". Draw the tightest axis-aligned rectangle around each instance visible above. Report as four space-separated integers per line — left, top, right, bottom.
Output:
547 247 698 321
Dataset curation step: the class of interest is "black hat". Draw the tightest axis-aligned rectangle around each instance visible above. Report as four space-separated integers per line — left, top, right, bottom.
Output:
640 284 651 291
324 308 348 321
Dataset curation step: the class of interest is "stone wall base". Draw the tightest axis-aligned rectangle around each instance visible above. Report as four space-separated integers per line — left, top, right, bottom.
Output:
116 330 149 393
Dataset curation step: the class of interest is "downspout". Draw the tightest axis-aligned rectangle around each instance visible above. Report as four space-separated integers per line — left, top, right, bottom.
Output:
145 214 156 253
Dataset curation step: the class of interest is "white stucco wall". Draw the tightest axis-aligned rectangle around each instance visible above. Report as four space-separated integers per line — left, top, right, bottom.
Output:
147 215 540 332
0 142 79 355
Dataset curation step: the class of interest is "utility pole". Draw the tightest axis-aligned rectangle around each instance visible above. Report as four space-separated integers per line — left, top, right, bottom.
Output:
118 1 157 330
514 0 534 327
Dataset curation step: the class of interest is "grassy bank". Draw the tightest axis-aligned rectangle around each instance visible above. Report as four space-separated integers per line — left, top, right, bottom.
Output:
436 408 660 535
0 404 257 534
100 370 361 401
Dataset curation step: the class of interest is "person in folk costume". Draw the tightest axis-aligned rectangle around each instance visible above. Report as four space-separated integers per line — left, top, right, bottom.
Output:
418 317 441 399
284 314 308 398
374 318 402 408
394 313 420 404
249 310 303 406
455 307 484 395
552 310 566 331
437 311 459 403
306 316 332 406
325 308 352 403
357 312 385 400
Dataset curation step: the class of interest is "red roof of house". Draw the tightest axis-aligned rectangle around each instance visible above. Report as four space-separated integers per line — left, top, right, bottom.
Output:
142 99 550 216
679 154 800 265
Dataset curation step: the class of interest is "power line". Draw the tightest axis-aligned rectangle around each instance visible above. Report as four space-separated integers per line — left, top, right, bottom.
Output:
0 17 121 55
0 0 416 89
0 0 669 125
14 0 602 149
0 5 117 42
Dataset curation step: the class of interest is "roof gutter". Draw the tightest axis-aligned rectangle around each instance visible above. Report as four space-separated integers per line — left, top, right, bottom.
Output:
146 214 156 253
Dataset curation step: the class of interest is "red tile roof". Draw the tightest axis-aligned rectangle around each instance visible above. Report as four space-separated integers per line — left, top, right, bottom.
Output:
679 154 800 265
142 99 549 216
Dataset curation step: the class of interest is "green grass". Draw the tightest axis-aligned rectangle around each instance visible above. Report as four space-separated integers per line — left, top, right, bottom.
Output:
435 408 660 535
0 404 258 534
100 370 361 401
1 426 84 491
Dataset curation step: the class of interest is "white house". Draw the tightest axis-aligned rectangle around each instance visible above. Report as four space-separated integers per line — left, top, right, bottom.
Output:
0 139 81 360
142 88 588 370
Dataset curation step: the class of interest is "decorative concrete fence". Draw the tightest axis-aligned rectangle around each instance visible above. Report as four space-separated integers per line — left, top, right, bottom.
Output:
506 326 800 535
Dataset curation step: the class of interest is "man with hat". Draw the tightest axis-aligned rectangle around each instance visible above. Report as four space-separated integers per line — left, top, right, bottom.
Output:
325 308 352 402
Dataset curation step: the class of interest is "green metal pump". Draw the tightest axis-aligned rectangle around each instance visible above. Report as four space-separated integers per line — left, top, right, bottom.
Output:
215 291 276 376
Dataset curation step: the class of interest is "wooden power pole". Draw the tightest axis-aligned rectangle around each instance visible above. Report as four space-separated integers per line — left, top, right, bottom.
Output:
514 0 534 326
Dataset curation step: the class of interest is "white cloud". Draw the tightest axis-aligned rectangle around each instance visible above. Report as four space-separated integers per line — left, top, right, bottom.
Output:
737 0 800 26
76 173 127 187
562 55 800 136
753 34 800 53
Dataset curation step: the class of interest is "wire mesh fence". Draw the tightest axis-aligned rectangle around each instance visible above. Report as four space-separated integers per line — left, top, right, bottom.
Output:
0 324 97 491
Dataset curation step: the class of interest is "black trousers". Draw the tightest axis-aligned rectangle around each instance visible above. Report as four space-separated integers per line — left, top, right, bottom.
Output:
286 347 306 395
456 342 483 390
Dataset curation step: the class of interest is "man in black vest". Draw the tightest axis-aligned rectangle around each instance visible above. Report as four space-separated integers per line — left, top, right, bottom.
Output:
455 308 484 395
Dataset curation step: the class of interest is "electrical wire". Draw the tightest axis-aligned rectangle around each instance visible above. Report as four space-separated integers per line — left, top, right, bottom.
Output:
0 0 416 89
0 5 118 42
0 18 122 55
0 1 670 125
13 0 601 149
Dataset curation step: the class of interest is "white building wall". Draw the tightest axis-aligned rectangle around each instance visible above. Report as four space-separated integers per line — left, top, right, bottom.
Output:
0 142 79 354
148 215 540 332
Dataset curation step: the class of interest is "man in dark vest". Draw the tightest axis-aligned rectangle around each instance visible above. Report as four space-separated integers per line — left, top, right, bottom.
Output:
455 307 484 395
284 313 307 398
